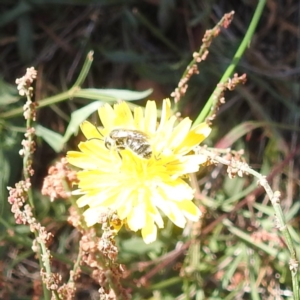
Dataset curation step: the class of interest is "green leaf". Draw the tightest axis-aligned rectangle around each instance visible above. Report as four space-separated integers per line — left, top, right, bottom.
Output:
283 200 300 221
222 243 245 288
223 219 280 258
253 202 275 216
0 78 19 106
75 88 152 102
223 176 245 198
215 121 266 148
35 124 64 153
63 101 103 143
120 237 163 255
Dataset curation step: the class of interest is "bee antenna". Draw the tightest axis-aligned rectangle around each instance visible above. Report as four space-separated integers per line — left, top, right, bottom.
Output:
94 125 104 138
87 124 104 142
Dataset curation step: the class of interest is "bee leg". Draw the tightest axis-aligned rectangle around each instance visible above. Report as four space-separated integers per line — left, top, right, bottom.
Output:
113 145 126 160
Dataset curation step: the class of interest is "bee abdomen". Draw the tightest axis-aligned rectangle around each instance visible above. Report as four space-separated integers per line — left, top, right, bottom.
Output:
127 138 152 159
135 144 152 159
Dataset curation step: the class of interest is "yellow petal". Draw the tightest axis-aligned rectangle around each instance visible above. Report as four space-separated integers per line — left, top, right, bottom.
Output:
142 215 157 244
165 155 207 175
98 103 116 129
175 123 211 154
157 180 194 201
78 171 120 189
165 201 186 228
83 207 103 226
154 115 177 153
157 98 171 131
151 208 164 228
193 122 212 137
168 117 192 149
177 200 201 221
113 101 134 127
77 188 117 208
67 151 104 170
127 203 146 231
117 203 132 220
134 106 144 131
76 194 92 207
144 100 157 135
114 187 135 208
78 140 111 161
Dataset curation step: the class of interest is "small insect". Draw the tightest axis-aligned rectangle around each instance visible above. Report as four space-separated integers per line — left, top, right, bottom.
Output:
94 128 152 159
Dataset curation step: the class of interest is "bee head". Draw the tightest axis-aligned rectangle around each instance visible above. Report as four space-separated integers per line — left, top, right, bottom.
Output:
104 137 114 149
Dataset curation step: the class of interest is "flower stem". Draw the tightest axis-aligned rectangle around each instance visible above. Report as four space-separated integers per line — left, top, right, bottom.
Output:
193 0 267 126
201 148 299 300
0 51 94 120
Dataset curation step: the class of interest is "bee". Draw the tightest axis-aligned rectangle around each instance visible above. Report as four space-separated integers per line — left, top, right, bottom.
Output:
93 128 152 159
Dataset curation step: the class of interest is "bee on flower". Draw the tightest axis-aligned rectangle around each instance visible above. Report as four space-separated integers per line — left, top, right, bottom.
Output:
101 128 152 159
67 99 211 243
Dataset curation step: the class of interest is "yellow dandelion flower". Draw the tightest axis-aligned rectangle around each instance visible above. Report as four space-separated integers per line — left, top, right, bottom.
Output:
67 99 211 244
